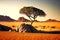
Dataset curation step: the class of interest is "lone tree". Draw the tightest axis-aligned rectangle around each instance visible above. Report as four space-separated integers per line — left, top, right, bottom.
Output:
19 6 46 25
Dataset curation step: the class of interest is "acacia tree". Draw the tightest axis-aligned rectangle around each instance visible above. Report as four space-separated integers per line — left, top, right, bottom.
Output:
19 6 46 25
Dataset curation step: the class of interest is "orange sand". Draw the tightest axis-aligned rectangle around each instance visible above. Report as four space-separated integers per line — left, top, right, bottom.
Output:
0 31 60 40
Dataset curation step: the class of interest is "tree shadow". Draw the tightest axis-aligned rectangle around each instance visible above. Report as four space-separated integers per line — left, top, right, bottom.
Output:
17 23 60 34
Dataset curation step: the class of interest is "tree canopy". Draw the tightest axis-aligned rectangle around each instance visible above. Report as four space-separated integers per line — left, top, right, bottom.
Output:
19 6 46 25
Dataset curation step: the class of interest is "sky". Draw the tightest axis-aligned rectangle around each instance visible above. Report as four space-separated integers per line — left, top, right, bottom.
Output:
0 0 60 21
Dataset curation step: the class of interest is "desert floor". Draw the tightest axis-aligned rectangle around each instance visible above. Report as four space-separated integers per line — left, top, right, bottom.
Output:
0 31 60 40
0 21 60 31
0 22 60 40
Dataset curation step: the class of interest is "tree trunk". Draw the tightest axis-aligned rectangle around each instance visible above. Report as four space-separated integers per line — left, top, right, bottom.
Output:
31 21 34 25
27 16 35 26
31 19 35 25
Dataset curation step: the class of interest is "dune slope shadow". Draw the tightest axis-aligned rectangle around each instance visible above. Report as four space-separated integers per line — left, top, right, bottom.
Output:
0 24 12 31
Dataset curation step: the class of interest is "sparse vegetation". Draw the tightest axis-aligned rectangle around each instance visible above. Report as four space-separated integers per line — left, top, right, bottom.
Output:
51 26 55 28
42 26 46 29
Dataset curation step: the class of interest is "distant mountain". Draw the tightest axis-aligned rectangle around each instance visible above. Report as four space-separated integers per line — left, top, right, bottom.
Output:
34 20 39 22
18 17 30 22
46 19 60 22
17 17 39 22
0 15 15 21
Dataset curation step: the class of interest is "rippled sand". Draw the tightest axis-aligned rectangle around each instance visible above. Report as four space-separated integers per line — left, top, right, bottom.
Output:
0 31 60 40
